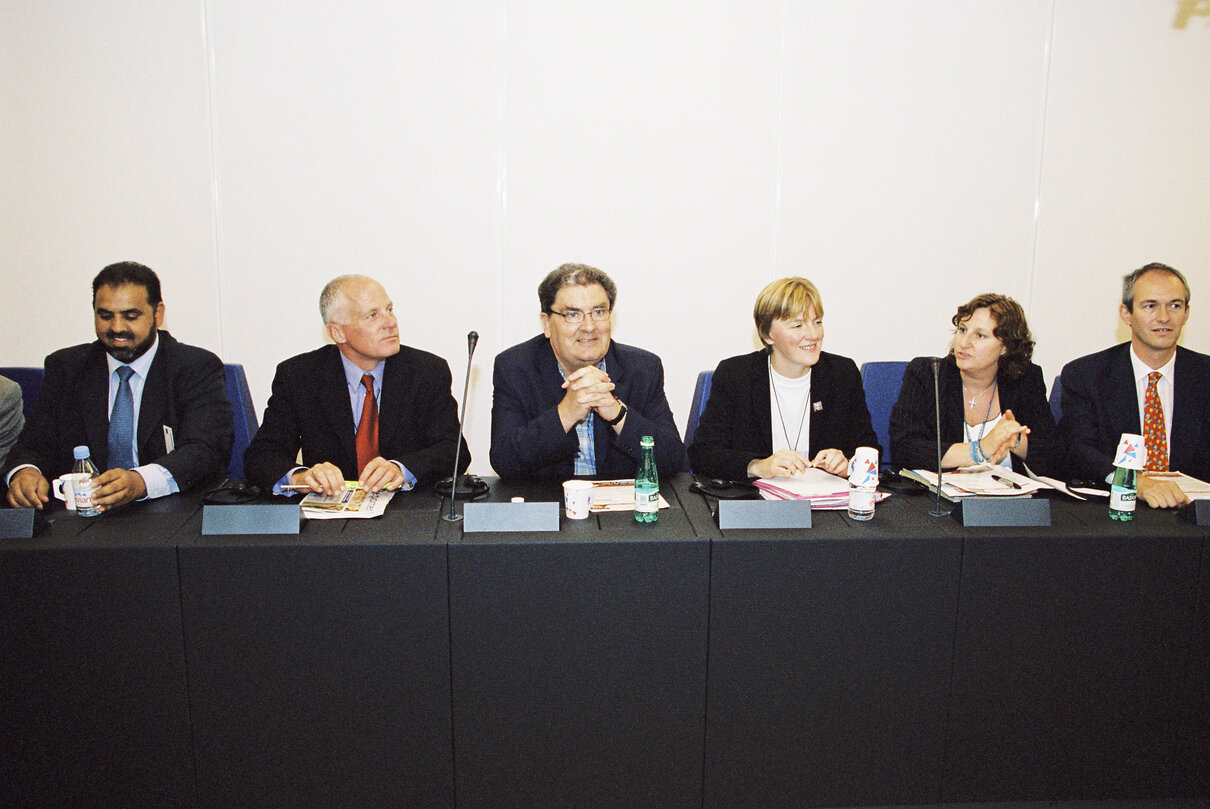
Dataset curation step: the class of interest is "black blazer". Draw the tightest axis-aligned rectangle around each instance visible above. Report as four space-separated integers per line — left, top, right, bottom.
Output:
1059 342 1210 482
3 331 233 490
889 355 1063 476
687 350 879 481
490 335 686 479
243 344 469 490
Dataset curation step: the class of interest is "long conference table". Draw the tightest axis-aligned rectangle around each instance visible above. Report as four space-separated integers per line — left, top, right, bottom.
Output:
1 476 1208 809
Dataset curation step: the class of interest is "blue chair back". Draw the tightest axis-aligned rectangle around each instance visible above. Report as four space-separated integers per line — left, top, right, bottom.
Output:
0 366 44 420
683 370 714 450
860 361 909 466
1049 375 1063 424
223 364 259 479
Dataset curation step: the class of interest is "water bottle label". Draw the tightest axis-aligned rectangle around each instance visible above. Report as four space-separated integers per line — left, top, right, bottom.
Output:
73 480 97 513
635 490 659 513
1109 488 1136 511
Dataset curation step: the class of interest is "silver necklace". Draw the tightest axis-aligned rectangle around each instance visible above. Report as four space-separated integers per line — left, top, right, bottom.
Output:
769 359 809 452
963 379 997 410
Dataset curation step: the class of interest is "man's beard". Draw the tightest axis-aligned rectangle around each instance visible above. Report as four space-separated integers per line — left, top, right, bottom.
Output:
103 327 157 363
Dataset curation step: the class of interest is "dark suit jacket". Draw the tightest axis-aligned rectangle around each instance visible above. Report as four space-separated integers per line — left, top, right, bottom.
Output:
490 335 686 479
1059 342 1210 482
889 355 1063 476
688 350 879 481
3 331 233 490
243 344 468 490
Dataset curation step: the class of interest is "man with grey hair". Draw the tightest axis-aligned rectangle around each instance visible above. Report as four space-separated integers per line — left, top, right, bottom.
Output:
244 274 468 495
490 263 685 479
1059 261 1210 508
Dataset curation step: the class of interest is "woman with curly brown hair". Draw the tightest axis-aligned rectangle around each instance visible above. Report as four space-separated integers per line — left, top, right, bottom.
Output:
889 293 1063 476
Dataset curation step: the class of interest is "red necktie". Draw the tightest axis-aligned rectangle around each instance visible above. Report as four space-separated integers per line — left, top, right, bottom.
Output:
1143 371 1168 472
355 374 378 474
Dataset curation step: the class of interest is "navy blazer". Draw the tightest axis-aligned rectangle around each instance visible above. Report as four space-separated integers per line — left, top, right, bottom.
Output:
1059 342 1210 482
3 331 233 490
243 343 469 490
490 335 686 479
688 349 879 482
889 355 1063 476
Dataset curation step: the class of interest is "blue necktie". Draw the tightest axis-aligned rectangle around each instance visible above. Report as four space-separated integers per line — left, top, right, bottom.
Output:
108 366 135 470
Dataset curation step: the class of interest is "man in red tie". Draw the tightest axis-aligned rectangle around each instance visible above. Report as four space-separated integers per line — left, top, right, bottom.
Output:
243 275 468 496
1059 263 1210 508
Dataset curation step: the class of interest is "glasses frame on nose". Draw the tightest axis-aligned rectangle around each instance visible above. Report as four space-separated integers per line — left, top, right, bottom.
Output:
547 307 611 324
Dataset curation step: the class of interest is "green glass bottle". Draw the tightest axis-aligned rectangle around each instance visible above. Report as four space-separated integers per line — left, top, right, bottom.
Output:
634 435 659 523
1109 465 1137 522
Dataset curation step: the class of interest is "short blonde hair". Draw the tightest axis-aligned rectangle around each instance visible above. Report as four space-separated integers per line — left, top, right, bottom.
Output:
753 277 824 349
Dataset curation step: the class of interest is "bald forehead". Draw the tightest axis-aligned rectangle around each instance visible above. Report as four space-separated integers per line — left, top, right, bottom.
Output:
321 274 387 323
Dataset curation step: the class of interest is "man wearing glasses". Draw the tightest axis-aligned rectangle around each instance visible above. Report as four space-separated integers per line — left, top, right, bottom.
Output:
490 263 685 478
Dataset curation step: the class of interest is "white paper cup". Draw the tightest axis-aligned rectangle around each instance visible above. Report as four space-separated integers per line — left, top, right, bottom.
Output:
562 480 593 519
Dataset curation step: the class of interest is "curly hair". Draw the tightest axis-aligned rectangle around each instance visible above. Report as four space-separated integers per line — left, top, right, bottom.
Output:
950 293 1034 380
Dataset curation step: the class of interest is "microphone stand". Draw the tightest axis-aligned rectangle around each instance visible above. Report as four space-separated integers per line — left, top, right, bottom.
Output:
440 331 479 522
929 356 952 517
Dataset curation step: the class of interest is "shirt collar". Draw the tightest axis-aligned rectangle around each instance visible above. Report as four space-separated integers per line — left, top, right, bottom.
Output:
1129 346 1175 383
340 352 383 390
106 332 160 379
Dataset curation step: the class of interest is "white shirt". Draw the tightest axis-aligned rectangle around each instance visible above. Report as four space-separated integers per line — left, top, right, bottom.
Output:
1129 348 1175 450
769 364 812 456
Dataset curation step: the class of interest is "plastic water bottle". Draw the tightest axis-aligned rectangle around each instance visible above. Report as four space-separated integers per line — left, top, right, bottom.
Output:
634 435 659 523
71 445 101 517
1109 464 1137 522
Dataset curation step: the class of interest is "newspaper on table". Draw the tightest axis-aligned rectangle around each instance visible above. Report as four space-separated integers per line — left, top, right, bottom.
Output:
300 485 394 519
1143 470 1210 500
587 479 671 512
756 467 890 510
900 464 1045 501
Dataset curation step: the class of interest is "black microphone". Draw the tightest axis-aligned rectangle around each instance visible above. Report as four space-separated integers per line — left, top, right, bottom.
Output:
438 330 488 519
928 356 951 517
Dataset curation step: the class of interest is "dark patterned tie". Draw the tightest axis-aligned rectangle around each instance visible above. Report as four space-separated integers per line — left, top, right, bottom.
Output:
1143 371 1168 472
355 374 378 474
107 366 136 470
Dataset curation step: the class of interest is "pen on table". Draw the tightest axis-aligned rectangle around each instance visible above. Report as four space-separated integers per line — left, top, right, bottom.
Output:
990 473 1022 490
281 481 364 492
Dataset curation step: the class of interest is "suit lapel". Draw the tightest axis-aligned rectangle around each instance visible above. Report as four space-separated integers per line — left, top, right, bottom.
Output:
1170 348 1201 470
136 336 169 461
320 348 359 471
378 351 406 452
806 354 830 454
83 346 113 468
751 354 774 454
1108 345 1142 434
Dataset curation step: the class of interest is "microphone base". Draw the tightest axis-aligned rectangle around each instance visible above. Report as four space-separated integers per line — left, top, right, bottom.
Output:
441 512 464 523
928 505 953 517
434 474 489 500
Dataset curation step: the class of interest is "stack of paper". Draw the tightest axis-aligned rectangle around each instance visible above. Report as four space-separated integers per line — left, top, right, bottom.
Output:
756 468 890 510
900 466 1044 500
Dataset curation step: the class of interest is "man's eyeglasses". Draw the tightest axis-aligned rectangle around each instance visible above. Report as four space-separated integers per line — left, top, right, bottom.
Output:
548 307 611 324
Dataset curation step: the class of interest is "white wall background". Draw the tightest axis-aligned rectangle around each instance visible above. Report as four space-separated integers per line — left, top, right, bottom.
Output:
3 0 1208 475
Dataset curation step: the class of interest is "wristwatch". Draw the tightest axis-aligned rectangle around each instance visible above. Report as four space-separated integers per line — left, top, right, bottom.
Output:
601 400 628 426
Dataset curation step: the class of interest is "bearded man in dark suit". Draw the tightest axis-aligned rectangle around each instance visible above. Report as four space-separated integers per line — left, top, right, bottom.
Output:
4 261 233 512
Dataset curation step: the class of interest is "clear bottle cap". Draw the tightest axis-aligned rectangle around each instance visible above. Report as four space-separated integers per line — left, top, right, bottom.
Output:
73 446 91 460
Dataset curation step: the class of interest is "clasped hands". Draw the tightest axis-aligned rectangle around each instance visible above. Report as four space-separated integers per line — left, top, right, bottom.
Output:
557 366 625 432
748 447 850 479
6 466 147 512
975 408 1030 465
290 457 403 496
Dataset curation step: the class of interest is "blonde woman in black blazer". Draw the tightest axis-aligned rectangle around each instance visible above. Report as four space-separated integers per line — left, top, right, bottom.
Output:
688 278 879 481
